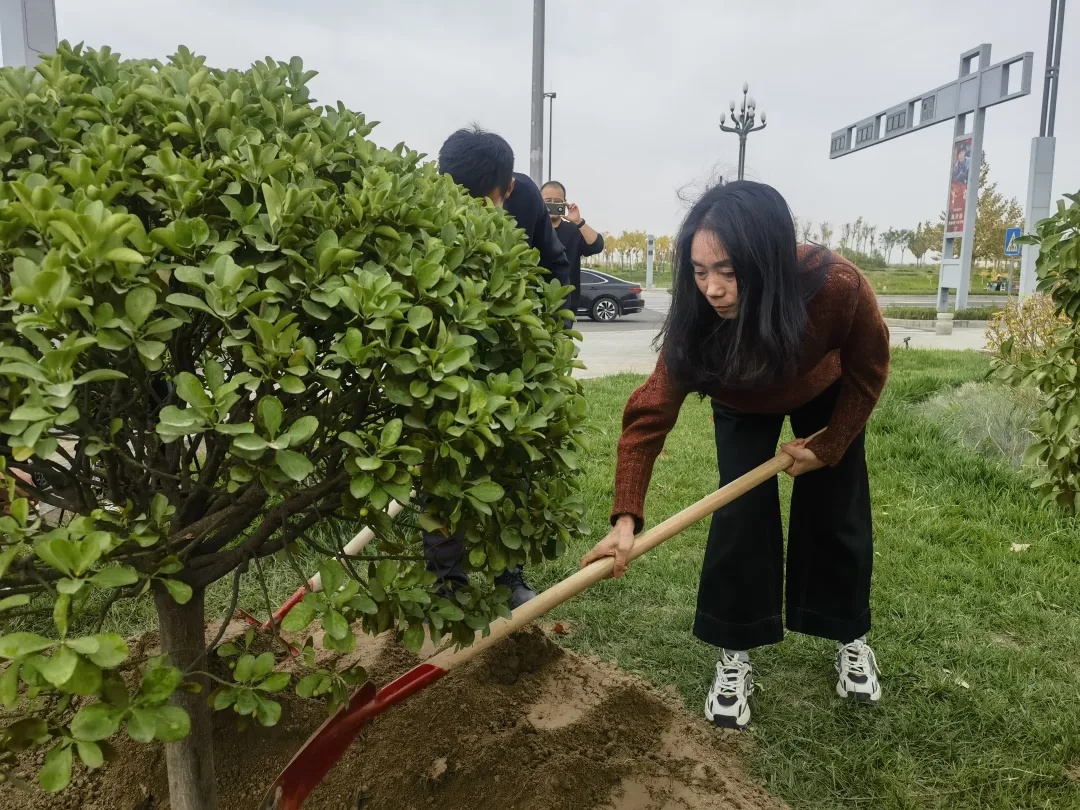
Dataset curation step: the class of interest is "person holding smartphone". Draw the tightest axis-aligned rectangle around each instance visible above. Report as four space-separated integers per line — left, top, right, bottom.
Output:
580 180 890 730
541 181 605 316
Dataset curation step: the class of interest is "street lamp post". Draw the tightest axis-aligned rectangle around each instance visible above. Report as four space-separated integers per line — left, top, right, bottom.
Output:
529 0 546 186
719 82 767 181
544 92 557 181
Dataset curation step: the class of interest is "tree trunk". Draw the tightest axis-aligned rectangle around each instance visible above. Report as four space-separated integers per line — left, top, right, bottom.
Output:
154 586 218 810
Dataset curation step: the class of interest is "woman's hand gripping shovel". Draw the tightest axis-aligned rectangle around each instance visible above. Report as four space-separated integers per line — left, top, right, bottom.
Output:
260 434 822 809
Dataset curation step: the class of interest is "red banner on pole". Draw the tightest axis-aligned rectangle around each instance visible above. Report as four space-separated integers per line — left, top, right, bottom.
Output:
947 136 972 233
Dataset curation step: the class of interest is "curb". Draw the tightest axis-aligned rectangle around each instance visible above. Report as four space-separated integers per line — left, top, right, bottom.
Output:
884 318 989 329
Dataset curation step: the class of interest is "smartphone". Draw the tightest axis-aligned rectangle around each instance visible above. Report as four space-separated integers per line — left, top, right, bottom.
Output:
545 202 567 217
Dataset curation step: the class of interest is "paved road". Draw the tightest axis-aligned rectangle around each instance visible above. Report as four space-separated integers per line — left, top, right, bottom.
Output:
575 308 665 333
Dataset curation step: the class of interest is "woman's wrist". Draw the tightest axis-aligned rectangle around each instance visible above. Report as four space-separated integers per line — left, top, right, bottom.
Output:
614 513 636 531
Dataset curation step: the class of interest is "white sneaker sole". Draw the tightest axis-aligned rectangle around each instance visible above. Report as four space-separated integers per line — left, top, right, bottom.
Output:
705 683 753 730
835 679 881 704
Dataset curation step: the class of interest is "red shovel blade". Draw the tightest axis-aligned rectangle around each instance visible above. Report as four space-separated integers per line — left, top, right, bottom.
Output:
259 662 448 810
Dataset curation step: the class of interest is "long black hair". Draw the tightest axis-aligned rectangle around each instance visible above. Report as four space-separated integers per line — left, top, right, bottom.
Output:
659 181 827 392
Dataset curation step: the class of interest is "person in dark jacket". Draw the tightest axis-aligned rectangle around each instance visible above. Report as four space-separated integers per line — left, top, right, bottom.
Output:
438 126 570 289
541 181 605 315
426 126 571 608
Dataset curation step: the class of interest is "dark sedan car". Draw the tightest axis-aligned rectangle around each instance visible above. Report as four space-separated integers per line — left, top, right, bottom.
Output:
577 269 645 322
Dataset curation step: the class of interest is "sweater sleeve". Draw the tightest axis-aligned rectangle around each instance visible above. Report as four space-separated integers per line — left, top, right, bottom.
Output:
806 275 890 466
611 354 689 532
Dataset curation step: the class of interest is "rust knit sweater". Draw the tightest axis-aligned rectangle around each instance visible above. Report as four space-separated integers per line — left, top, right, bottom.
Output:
612 246 890 531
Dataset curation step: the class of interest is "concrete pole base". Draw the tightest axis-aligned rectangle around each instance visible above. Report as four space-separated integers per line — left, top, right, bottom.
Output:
935 312 955 336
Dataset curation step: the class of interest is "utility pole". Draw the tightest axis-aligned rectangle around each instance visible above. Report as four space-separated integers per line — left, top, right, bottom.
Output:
1020 0 1067 296
529 0 545 186
0 0 57 68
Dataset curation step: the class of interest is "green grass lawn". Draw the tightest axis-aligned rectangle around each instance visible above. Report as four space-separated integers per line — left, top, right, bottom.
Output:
864 266 1011 297
530 350 1080 810
881 305 1000 321
593 263 1012 299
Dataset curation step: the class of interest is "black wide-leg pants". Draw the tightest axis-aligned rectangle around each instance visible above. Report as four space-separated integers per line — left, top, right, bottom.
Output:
692 383 874 651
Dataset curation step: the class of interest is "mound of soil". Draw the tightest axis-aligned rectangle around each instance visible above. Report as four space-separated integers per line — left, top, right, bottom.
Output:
0 626 786 810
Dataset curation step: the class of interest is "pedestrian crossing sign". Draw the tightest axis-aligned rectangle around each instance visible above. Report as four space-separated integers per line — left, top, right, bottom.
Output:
1004 227 1022 257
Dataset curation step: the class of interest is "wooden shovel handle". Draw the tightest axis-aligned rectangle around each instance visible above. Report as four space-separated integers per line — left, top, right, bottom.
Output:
427 430 822 672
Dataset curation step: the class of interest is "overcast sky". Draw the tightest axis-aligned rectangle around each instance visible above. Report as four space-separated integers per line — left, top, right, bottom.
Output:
47 0 1079 241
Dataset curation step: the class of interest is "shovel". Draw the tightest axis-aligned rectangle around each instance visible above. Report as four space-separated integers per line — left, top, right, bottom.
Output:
260 438 815 810
237 494 414 633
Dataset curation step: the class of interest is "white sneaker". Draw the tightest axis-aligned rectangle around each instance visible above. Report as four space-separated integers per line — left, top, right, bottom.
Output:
835 639 882 704
704 651 753 729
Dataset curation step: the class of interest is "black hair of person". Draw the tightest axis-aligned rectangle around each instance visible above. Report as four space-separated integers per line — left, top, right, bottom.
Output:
541 180 567 197
658 180 828 392
437 125 514 199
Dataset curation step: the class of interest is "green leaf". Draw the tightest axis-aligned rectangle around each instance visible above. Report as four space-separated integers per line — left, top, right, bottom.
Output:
322 609 350 640
286 415 319 446
375 559 397 589
165 293 214 314
126 708 157 742
380 418 403 448
40 743 73 792
213 687 238 710
0 663 21 707
75 369 128 384
0 593 31 612
254 693 282 726
138 664 183 704
77 634 128 668
348 594 378 615
251 651 276 680
76 740 104 769
124 286 158 328
90 567 140 588
234 653 256 683
35 645 79 686
275 449 314 481
153 705 191 741
295 673 326 699
232 433 269 453
236 689 259 716
280 600 317 632
59 653 103 696
258 395 284 437
175 371 211 411
318 561 344 596
159 579 191 606
104 247 147 265
408 305 433 330
279 374 306 394
53 592 71 637
402 622 425 654
71 703 123 741
258 672 291 693
467 481 505 504
437 603 465 622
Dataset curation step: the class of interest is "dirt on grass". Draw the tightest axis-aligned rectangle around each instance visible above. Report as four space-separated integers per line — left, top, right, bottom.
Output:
0 624 787 810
